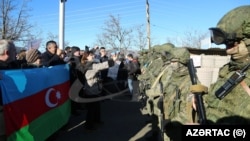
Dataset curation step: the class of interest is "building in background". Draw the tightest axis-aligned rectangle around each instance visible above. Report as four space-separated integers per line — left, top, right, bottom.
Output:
188 47 230 88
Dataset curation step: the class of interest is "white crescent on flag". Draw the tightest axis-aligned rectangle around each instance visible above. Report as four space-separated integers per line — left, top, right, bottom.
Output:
45 88 61 107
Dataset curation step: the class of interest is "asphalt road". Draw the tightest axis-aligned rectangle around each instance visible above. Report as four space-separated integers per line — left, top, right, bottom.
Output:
48 95 156 141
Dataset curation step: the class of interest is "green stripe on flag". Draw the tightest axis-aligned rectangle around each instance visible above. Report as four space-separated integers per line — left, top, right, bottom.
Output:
7 100 71 141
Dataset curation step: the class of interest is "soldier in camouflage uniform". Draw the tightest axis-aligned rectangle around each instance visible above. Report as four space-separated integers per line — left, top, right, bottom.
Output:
201 5 250 124
138 5 250 141
138 44 201 141
138 43 174 113
162 5 250 140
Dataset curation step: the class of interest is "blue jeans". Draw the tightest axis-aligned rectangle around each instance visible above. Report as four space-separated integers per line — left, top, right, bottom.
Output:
127 78 133 95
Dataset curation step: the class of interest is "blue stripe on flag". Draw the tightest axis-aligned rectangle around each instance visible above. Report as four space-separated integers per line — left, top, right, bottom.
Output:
0 64 70 104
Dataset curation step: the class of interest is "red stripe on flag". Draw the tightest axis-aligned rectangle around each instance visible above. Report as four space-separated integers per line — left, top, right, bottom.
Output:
3 81 70 136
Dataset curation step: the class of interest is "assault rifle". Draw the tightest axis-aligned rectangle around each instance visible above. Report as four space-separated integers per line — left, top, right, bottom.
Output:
187 58 207 125
215 63 250 100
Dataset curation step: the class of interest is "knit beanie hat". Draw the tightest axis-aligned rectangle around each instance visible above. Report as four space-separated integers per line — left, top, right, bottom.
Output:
26 49 41 63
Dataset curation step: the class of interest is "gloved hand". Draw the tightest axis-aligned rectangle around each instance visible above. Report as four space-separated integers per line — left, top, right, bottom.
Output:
190 84 208 94
226 41 249 60
190 84 208 113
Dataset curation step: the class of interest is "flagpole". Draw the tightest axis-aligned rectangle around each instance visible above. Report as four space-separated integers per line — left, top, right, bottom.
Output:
59 0 66 50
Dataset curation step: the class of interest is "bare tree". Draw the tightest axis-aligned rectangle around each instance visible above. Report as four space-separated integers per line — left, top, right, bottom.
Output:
181 29 208 48
0 0 33 42
96 15 133 51
166 29 209 48
133 24 147 51
46 32 58 42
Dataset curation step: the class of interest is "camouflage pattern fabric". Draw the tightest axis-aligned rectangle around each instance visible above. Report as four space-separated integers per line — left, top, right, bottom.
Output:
138 44 194 141
205 5 250 125
162 63 193 123
138 6 250 140
217 5 250 38
204 61 250 124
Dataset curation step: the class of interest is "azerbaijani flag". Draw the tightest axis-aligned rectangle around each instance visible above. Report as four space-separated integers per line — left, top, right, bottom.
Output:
0 64 71 141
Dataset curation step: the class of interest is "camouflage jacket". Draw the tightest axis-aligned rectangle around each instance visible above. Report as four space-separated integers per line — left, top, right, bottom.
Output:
204 62 250 124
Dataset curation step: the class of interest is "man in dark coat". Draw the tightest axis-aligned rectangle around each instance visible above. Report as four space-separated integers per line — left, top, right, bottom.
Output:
96 47 109 82
125 53 140 96
40 40 65 67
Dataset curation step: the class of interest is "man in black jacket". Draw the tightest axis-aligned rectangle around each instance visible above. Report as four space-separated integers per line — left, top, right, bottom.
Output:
125 54 140 97
40 40 65 67
97 47 109 82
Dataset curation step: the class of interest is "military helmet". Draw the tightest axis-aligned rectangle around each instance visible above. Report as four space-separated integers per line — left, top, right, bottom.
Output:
153 43 175 53
209 5 250 45
170 47 190 64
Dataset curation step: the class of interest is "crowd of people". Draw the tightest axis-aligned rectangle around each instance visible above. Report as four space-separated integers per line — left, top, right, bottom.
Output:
2 5 249 141
0 39 141 140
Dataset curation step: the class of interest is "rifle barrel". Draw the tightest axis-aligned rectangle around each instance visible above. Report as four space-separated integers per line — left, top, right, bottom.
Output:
188 58 207 124
187 59 197 85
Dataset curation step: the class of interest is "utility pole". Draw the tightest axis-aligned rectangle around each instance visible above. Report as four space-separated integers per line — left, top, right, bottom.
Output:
59 0 66 50
146 0 151 49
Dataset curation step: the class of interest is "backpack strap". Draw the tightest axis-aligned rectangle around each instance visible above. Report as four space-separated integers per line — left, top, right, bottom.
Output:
151 64 170 88
147 62 195 123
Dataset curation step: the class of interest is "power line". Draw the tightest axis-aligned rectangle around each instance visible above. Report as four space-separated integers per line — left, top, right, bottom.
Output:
30 1 145 29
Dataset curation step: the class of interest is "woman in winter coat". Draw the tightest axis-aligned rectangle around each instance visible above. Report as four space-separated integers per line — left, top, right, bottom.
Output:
77 50 117 130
